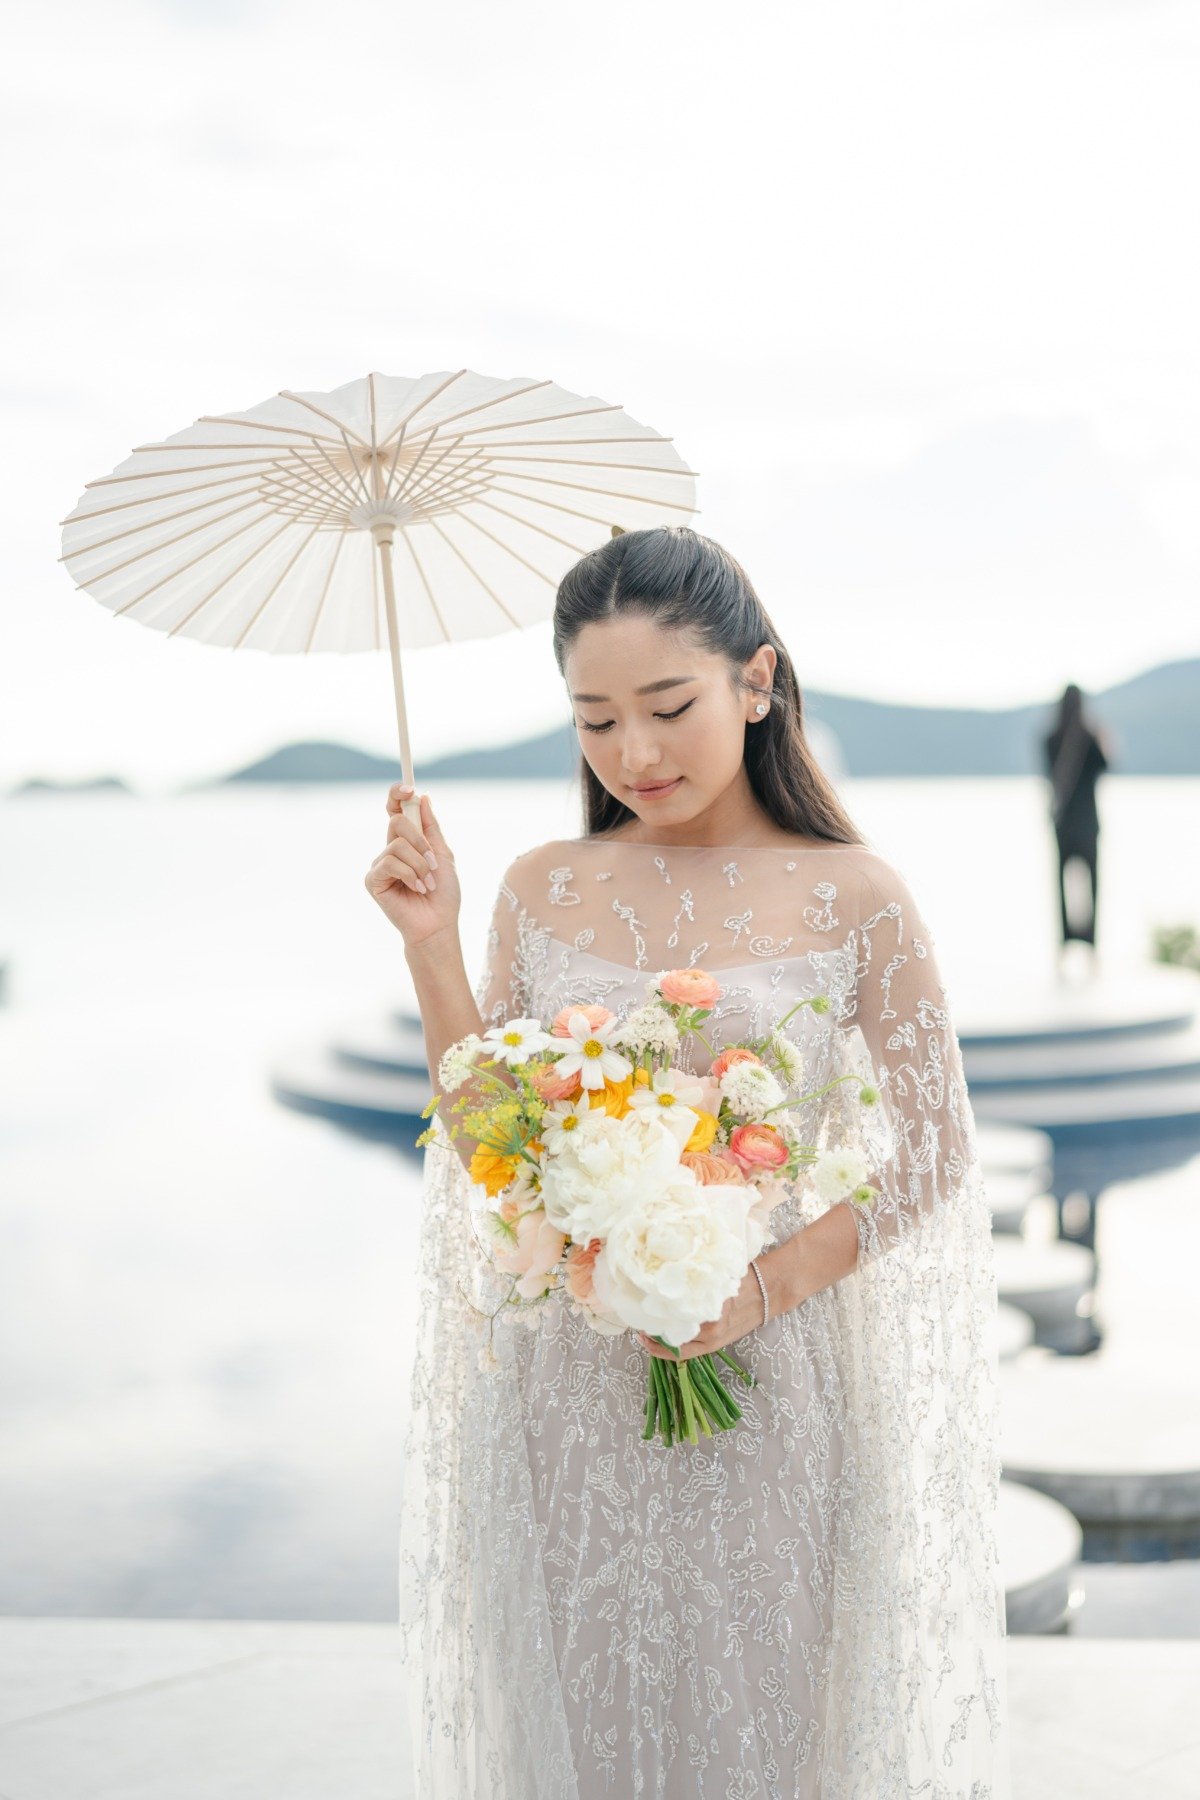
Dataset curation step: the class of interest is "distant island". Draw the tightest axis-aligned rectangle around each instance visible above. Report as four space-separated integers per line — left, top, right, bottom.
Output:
8 775 135 798
7 657 1198 797
206 656 1200 785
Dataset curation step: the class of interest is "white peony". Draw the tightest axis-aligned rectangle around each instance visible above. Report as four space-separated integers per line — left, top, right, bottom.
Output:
591 1170 761 1345
538 1110 684 1242
810 1146 872 1204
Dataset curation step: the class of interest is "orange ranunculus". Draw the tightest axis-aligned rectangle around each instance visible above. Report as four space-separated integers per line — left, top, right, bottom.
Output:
587 1065 650 1118
682 1108 719 1154
728 1122 789 1175
550 1002 614 1037
469 1144 522 1197
681 1148 747 1185
710 1044 763 1080
658 968 723 1009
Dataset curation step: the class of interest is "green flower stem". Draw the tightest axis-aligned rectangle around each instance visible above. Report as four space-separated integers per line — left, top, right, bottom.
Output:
642 1370 658 1440
714 1347 757 1388
688 1357 735 1428
759 1072 864 1120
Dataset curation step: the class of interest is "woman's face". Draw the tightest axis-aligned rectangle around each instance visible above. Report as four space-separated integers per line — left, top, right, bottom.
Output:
564 614 776 834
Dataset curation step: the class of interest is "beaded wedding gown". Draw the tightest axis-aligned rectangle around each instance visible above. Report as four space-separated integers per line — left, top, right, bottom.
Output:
398 836 1011 1798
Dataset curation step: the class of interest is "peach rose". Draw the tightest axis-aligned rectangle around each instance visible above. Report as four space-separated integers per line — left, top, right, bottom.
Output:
658 969 723 1009
710 1045 763 1081
728 1121 789 1175
681 1148 747 1186
550 1002 614 1037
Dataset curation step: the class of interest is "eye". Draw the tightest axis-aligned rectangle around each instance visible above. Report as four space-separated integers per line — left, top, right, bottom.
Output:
578 699 696 735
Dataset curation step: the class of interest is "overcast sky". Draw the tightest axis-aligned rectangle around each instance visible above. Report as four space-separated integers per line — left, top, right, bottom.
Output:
3 0 1197 790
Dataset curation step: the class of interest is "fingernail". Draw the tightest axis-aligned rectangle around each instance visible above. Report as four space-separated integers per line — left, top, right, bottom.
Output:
425 874 437 890
416 878 427 894
426 852 438 870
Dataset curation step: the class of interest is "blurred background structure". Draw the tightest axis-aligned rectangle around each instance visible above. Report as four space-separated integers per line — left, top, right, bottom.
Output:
2 2 1200 1795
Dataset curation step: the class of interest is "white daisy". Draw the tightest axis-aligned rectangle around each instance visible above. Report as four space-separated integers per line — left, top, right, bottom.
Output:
551 1010 634 1091
540 1095 600 1155
627 1066 706 1118
482 1017 555 1068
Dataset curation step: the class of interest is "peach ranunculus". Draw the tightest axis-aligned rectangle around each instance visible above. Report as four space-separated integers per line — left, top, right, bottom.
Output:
728 1121 789 1175
681 1148 747 1185
658 968 723 1010
492 1208 568 1299
529 1059 582 1103
710 1045 764 1081
550 1002 614 1038
563 1238 626 1336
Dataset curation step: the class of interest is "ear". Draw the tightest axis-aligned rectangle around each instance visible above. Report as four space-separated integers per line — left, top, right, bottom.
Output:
747 643 777 692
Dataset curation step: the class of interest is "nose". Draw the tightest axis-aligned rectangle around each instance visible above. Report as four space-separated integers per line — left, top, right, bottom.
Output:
620 731 663 777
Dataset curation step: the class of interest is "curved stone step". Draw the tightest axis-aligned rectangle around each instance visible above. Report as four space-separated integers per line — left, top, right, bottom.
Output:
997 1477 1083 1634
996 1302 1036 1361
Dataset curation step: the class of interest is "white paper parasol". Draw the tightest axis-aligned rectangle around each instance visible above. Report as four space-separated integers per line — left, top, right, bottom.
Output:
59 369 699 815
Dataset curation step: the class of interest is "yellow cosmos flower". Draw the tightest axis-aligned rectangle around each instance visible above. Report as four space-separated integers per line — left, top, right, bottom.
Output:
469 1144 521 1197
587 1066 651 1119
683 1109 719 1155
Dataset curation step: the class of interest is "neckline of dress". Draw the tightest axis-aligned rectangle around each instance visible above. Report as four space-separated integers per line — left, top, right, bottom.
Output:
570 837 864 855
543 931 858 978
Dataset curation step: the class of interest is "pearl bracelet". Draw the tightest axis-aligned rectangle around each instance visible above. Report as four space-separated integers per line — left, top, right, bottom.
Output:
750 1256 769 1328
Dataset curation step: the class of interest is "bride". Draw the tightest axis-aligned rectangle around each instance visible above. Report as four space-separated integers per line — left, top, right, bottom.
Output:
367 526 1011 1798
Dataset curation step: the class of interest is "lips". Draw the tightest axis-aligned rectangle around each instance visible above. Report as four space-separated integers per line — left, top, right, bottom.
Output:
630 777 682 796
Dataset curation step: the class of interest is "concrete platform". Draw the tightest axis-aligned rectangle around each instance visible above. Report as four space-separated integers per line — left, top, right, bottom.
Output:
1000 1357 1200 1532
992 1235 1095 1346
1 1618 1198 1799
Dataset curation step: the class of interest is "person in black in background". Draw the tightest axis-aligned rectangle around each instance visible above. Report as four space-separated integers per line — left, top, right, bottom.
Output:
1041 683 1112 966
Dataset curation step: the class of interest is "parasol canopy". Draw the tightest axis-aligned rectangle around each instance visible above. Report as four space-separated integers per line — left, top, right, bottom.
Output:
59 368 700 811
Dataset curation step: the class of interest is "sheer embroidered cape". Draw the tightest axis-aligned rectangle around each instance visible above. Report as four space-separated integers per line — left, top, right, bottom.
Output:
398 837 1011 1798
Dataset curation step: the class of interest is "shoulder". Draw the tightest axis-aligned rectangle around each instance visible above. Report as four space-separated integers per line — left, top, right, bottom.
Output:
840 849 934 934
492 838 583 903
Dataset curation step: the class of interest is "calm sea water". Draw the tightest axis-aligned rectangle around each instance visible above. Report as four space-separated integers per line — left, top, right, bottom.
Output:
1 775 1197 1623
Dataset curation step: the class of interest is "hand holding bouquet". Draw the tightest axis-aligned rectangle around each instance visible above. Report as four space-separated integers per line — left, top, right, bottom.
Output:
420 968 881 1446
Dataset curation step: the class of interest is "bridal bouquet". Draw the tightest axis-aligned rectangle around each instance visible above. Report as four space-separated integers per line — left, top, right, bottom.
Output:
419 969 881 1446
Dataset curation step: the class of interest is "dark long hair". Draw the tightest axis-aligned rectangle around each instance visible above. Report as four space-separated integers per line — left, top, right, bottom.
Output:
552 526 866 845
1047 682 1097 818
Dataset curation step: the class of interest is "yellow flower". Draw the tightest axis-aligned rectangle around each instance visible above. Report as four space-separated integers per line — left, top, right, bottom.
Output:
469 1144 521 1197
683 1109 719 1154
587 1065 651 1119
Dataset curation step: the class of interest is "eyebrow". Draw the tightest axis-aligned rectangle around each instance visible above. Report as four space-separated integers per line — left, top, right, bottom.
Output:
569 676 697 704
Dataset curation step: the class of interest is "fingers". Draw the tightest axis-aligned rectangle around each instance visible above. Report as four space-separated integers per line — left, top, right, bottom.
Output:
384 784 438 881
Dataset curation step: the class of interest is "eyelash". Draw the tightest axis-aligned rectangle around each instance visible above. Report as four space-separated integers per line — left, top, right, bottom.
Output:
578 700 696 735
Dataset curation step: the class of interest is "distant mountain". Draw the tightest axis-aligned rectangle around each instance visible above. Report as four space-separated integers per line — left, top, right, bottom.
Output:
8 659 1196 799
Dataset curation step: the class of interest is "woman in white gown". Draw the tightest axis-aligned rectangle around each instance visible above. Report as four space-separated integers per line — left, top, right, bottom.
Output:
370 526 1011 1797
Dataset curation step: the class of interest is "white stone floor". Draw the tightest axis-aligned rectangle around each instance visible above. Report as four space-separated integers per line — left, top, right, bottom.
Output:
1 1618 1198 1799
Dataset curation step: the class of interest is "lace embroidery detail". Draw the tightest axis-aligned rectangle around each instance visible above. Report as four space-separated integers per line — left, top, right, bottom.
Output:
399 837 1011 1798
